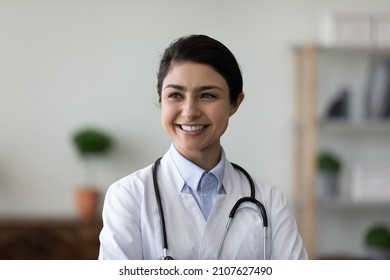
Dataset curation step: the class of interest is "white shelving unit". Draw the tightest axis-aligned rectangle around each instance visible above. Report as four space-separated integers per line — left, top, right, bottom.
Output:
293 45 390 259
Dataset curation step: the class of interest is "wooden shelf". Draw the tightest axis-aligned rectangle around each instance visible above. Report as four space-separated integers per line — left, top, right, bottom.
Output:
319 119 390 132
317 46 390 55
294 44 390 55
317 198 390 211
292 44 390 259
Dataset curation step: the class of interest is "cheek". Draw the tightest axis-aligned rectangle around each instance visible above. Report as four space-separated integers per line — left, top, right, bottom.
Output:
211 110 231 133
160 107 168 126
160 104 174 129
218 118 230 134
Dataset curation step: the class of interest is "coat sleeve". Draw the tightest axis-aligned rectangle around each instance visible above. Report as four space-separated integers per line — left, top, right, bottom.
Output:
267 184 308 260
98 179 143 260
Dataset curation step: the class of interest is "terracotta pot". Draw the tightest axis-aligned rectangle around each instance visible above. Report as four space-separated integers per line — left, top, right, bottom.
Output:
75 186 101 221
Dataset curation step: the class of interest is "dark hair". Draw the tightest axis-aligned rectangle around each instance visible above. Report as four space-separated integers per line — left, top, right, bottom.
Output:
157 35 243 104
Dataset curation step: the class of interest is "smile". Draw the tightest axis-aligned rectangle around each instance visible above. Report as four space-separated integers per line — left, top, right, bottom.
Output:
179 125 207 132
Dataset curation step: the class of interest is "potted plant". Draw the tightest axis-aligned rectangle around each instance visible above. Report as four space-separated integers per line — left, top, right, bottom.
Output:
364 224 390 259
72 127 113 220
316 151 342 199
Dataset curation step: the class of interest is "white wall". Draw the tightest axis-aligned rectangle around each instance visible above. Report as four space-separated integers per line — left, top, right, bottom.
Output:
1 0 389 219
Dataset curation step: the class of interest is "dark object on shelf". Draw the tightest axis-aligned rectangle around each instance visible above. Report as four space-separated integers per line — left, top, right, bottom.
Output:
325 87 350 119
365 58 390 119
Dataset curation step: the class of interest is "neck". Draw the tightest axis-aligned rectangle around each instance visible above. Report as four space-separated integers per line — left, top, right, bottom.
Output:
176 145 222 172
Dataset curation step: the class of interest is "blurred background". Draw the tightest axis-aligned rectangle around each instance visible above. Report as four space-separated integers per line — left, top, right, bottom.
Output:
1 0 390 260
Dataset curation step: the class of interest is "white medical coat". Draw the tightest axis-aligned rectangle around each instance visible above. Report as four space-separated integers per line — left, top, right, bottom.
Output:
98 150 308 260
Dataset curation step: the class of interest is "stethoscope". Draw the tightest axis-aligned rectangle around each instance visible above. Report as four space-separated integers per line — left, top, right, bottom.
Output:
152 157 269 260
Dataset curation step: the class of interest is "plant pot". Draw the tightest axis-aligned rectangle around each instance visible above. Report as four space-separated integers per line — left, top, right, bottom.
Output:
316 171 339 199
75 186 101 221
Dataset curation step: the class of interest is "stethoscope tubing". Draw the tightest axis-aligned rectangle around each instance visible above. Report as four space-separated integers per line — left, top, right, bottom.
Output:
217 206 268 260
152 157 171 259
152 157 268 260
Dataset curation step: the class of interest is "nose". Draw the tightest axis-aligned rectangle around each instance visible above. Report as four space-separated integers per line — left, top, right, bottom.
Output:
181 98 201 119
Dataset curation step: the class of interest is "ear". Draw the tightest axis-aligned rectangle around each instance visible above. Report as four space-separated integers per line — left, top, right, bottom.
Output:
229 92 245 116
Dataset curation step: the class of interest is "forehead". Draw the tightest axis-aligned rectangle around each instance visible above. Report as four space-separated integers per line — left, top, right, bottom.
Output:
162 62 228 89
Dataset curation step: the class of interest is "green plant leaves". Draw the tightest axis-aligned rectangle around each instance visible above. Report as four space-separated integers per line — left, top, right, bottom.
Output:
365 225 390 249
317 151 341 173
72 128 113 157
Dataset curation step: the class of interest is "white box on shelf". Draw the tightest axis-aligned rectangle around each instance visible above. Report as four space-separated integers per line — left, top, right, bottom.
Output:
372 14 390 46
350 161 390 202
319 12 372 46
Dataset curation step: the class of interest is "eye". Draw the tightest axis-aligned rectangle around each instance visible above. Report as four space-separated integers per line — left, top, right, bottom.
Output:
167 92 183 100
201 93 216 99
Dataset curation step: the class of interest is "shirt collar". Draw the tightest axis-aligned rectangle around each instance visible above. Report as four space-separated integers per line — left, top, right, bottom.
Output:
169 144 226 193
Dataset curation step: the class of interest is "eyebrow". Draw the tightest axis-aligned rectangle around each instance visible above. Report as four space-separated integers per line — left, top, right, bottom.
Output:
164 84 186 91
163 84 224 92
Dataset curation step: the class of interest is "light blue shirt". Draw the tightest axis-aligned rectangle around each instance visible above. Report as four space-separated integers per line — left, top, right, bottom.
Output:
169 144 226 220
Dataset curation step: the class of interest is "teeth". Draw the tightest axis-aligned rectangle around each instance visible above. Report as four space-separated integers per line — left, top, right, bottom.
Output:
181 125 205 131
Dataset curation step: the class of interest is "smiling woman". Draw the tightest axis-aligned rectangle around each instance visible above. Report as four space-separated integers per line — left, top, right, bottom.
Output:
98 35 308 260
160 62 242 171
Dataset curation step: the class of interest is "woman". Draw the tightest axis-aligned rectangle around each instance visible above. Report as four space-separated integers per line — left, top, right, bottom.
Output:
98 35 308 260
